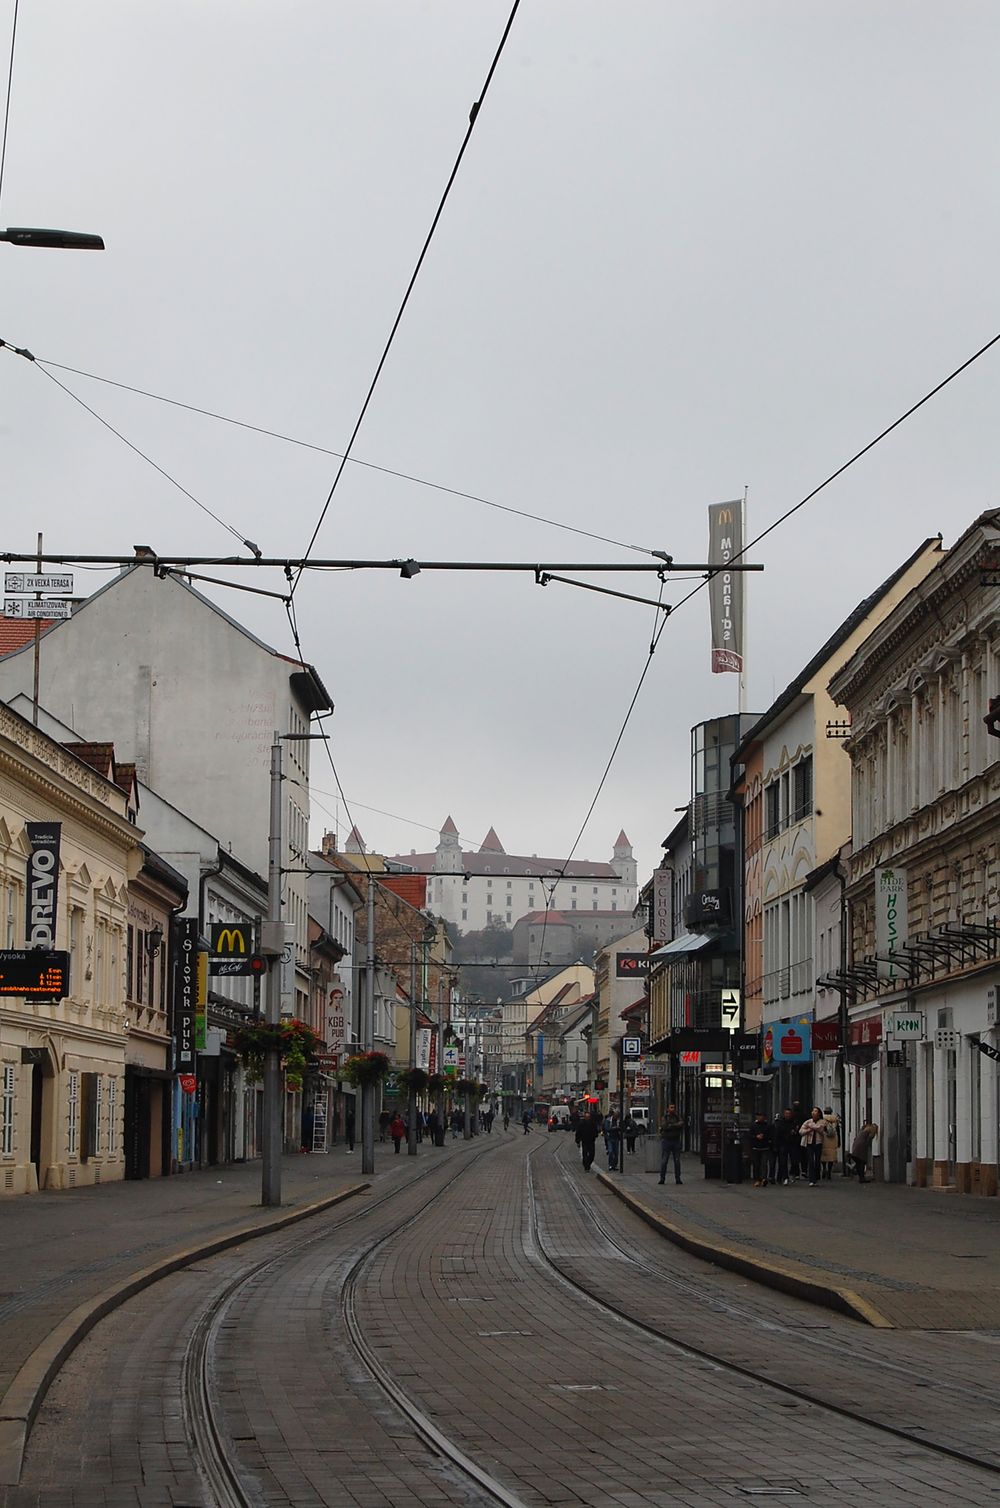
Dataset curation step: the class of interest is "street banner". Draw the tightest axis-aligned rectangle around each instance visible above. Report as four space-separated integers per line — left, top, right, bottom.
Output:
325 982 347 1056
25 822 61 949
651 869 672 946
194 948 208 1051
174 917 199 1072
708 500 744 674
416 1028 432 1070
875 867 908 983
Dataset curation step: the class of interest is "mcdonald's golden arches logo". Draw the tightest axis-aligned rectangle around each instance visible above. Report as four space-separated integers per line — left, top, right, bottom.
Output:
211 922 251 956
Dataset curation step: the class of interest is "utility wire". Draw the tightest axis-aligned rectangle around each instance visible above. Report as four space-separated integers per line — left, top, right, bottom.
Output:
29 360 260 554
26 354 655 557
291 0 522 594
0 0 18 211
532 325 1000 957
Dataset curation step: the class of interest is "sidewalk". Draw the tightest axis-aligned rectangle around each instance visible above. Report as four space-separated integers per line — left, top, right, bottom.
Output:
0 1138 472 1484
597 1148 1000 1329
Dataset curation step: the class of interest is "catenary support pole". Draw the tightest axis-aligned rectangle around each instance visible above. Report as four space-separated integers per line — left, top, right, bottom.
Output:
362 873 376 1175
262 733 283 1207
408 941 418 1156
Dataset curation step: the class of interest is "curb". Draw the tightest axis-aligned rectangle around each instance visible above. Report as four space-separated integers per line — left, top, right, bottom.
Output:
0 1181 370 1486
595 1173 894 1329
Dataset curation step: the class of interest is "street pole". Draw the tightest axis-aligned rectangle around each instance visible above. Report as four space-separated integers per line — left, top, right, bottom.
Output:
408 941 418 1157
617 1040 625 1175
31 532 43 726
362 872 376 1175
261 733 283 1207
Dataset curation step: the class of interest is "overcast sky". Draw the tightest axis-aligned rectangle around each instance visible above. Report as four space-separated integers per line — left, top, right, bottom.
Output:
2 3 998 885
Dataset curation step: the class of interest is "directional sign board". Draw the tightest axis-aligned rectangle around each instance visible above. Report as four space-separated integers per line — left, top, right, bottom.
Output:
721 988 740 1030
4 598 72 620
5 573 74 593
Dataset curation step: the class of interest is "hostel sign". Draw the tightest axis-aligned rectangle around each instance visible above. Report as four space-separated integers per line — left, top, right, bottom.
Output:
875 867 908 983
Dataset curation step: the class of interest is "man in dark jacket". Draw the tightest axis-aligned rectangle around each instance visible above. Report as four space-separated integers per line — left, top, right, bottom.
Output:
576 1111 599 1171
771 1108 797 1185
658 1104 684 1185
749 1111 773 1186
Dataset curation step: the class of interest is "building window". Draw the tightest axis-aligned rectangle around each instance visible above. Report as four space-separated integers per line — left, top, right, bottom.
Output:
506 913 512 924
593 902 598 911
1 1062 14 1156
462 892 467 903
107 1076 118 1158
593 887 598 894
765 782 781 840
572 885 577 894
612 889 617 896
67 1071 79 1158
462 909 467 921
507 880 512 889
571 900 577 910
93 1075 104 1156
792 755 813 823
612 903 617 911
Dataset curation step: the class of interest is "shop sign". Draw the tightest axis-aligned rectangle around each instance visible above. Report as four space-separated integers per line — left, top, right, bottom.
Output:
812 1019 842 1051
849 1018 883 1046
443 1041 459 1076
416 1028 432 1070
616 953 648 978
888 1012 924 1042
174 917 198 1072
875 867 908 983
763 1016 812 1063
652 870 672 945
25 822 61 949
325 984 347 1055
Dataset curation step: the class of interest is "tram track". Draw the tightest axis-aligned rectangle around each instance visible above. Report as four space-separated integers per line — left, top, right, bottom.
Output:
176 1137 518 1508
528 1138 1000 1485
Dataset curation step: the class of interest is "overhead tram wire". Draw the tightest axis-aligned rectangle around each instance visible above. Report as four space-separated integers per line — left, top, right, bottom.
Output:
531 324 1000 968
22 354 658 558
0 344 260 555
290 0 523 597
0 0 19 209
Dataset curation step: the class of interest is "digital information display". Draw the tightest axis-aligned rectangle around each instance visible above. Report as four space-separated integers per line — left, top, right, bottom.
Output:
0 950 70 998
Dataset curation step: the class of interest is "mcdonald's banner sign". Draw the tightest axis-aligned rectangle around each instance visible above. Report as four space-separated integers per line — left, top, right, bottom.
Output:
707 500 744 675
210 921 255 975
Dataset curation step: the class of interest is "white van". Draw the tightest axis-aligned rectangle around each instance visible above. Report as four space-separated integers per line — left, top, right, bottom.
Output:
547 1105 572 1131
629 1106 650 1132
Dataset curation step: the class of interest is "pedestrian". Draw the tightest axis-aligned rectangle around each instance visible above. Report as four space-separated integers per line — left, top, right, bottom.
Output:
345 1106 356 1153
427 1108 440 1144
378 1110 391 1143
658 1103 684 1185
389 1112 406 1153
749 1111 772 1186
605 1111 621 1171
789 1100 805 1179
771 1108 797 1185
484 1107 494 1134
300 1102 314 1153
820 1106 840 1180
502 1109 510 1131
851 1121 879 1182
522 1110 532 1134
576 1110 599 1171
451 1108 463 1139
799 1107 826 1185
623 1113 638 1155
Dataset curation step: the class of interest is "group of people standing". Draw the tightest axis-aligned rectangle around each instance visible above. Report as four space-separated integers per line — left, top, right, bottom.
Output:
749 1104 879 1186
574 1108 641 1171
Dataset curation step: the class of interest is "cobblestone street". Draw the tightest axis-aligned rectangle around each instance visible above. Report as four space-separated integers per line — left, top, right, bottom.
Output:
5 1134 1000 1506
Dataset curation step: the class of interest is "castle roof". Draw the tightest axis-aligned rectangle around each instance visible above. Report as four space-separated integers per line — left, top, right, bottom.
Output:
615 829 631 849
480 826 504 854
440 815 459 836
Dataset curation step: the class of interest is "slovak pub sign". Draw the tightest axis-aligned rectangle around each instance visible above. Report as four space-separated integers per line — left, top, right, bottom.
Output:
174 917 199 1073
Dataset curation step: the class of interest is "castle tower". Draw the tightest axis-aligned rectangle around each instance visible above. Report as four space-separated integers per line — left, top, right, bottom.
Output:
345 824 366 855
613 829 637 891
434 815 463 874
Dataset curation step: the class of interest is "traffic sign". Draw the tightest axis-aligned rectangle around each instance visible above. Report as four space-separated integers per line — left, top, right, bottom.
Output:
622 1036 642 1057
721 988 740 1029
4 597 72 619
4 572 74 593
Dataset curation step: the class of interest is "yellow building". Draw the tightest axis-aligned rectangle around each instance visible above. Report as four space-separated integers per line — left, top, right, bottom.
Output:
0 702 140 1194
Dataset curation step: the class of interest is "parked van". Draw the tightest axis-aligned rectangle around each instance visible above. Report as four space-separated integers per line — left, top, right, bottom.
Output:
547 1105 572 1131
629 1106 650 1132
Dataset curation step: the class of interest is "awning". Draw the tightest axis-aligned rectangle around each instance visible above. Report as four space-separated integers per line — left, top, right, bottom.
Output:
650 932 714 960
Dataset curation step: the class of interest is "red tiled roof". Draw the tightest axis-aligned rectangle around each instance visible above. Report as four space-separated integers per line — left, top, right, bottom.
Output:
63 741 116 779
441 815 459 835
389 850 618 879
615 829 631 848
0 616 55 655
520 911 571 926
480 826 504 854
378 873 427 909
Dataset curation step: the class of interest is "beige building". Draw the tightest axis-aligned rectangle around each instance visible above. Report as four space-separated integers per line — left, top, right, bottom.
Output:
0 702 141 1194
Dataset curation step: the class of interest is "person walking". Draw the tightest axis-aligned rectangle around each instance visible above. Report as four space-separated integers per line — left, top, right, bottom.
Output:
378 1110 391 1143
389 1112 406 1153
522 1110 532 1134
851 1121 879 1182
658 1103 684 1185
799 1107 826 1185
605 1111 622 1172
576 1111 599 1172
820 1107 840 1180
789 1100 805 1179
345 1106 356 1153
623 1113 638 1156
771 1108 797 1185
451 1107 463 1139
502 1109 510 1131
749 1111 773 1186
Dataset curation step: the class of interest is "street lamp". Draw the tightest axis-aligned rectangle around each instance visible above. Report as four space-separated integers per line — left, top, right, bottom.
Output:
1 226 104 250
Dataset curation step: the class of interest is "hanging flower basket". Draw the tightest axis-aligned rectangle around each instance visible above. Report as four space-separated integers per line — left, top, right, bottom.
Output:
455 1077 478 1097
402 1067 429 1092
341 1051 392 1088
233 1017 322 1092
427 1073 446 1094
